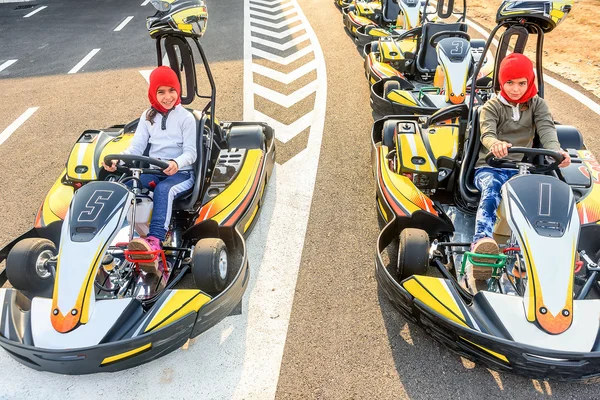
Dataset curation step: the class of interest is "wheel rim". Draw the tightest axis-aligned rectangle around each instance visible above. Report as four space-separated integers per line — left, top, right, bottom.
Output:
35 250 54 279
218 250 228 280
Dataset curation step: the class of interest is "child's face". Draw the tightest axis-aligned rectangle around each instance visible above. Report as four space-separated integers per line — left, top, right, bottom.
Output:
502 77 528 101
156 85 178 110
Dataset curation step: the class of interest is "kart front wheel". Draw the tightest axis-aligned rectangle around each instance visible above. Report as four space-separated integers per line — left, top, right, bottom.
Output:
397 228 430 280
6 238 56 293
192 238 229 295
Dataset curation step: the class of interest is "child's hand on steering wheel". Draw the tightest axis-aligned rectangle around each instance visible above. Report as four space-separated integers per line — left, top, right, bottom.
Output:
164 160 179 175
558 149 571 168
490 141 512 158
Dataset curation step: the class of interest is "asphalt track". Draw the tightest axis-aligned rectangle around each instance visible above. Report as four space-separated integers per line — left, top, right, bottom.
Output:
1 0 600 399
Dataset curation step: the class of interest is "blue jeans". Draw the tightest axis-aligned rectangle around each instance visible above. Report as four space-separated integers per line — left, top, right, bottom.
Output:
473 167 517 242
127 171 195 241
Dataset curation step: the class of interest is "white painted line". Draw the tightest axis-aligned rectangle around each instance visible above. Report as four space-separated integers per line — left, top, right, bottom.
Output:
23 5 47 18
251 45 313 65
253 80 318 108
250 14 301 29
254 109 314 143
139 70 151 83
251 23 305 39
0 107 39 146
0 59 17 73
140 0 150 5
251 32 310 51
252 59 317 84
114 16 134 32
249 3 292 12
68 49 100 74
250 7 297 19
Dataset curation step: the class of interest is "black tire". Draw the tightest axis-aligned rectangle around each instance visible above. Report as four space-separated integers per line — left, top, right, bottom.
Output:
6 238 56 293
396 228 430 280
383 80 401 99
192 238 229 295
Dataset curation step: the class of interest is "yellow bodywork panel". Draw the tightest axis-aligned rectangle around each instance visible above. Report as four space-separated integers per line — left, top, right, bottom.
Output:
427 125 459 160
403 276 469 328
397 132 437 173
145 290 211 332
387 90 418 106
461 338 509 363
101 343 152 365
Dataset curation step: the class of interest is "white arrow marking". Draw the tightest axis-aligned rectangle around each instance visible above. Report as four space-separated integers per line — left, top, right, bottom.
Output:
252 45 313 65
253 80 317 108
141 0 150 5
249 14 301 29
0 59 17 73
114 16 134 32
252 59 317 84
23 5 47 18
251 33 310 51
250 24 305 39
139 70 151 83
68 48 100 74
0 107 39 146
249 2 293 12
250 0 286 5
250 8 297 20
254 110 314 143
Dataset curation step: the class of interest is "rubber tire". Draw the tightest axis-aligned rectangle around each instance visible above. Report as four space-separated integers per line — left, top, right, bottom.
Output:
6 238 56 293
192 238 229 295
396 228 430 280
383 80 401 99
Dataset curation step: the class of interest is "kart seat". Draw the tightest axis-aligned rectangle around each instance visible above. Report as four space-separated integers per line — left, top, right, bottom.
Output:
416 22 468 74
382 0 400 23
172 110 207 211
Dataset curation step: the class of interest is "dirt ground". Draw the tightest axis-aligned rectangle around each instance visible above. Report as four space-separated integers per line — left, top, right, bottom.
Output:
467 0 600 99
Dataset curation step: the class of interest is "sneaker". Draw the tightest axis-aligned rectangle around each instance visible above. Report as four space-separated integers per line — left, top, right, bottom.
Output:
471 237 499 280
128 236 162 274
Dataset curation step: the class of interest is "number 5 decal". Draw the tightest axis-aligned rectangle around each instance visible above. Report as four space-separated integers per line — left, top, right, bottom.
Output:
450 40 464 55
78 190 114 222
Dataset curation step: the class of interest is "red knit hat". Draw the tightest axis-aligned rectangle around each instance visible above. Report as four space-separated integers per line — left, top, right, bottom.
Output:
498 53 538 104
148 66 181 114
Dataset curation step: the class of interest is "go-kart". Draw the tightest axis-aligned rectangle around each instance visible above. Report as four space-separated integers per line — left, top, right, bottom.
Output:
365 0 494 116
353 0 429 46
0 0 275 375
341 0 382 37
371 0 600 381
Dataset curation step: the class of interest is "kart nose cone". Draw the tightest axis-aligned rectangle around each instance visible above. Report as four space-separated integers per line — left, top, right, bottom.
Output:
449 92 465 105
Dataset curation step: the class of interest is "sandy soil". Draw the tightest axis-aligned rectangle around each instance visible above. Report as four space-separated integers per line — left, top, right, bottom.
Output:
468 0 600 99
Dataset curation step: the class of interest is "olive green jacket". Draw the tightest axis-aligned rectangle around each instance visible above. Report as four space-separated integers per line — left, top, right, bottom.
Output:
476 95 561 168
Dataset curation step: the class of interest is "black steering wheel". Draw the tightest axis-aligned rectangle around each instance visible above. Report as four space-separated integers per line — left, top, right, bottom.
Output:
429 30 470 47
485 147 564 174
103 154 170 175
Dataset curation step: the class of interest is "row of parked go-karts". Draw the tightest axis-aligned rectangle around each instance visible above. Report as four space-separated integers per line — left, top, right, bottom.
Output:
338 0 600 382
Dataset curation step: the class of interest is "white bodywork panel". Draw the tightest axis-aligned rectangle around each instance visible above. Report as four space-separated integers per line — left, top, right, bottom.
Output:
31 297 133 350
482 292 600 352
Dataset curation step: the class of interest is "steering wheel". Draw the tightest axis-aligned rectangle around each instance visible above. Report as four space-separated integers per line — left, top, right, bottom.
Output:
429 30 471 47
485 147 564 174
103 154 170 175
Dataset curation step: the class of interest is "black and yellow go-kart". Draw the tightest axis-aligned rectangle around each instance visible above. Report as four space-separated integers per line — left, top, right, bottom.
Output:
371 0 600 381
335 0 364 10
0 0 275 375
342 0 382 37
354 0 430 47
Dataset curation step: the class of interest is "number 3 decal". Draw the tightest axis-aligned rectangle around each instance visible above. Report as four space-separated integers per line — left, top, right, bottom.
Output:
78 190 114 222
450 40 463 55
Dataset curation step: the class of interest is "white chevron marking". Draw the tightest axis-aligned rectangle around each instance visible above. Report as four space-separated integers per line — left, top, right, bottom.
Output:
249 8 297 20
249 14 301 29
254 110 314 143
250 24 305 39
252 59 317 84
251 33 310 51
251 45 313 65
253 81 317 108
249 0 286 5
249 2 293 12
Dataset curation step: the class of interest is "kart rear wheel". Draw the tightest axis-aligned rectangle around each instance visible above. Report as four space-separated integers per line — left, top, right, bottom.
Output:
383 80 401 99
192 238 229 295
6 238 56 293
397 228 430 280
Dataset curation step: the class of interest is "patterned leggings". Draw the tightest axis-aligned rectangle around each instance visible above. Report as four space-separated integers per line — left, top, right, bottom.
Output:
473 167 518 242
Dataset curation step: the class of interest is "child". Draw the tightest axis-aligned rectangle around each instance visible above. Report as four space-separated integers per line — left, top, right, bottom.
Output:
471 53 571 279
104 66 197 274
